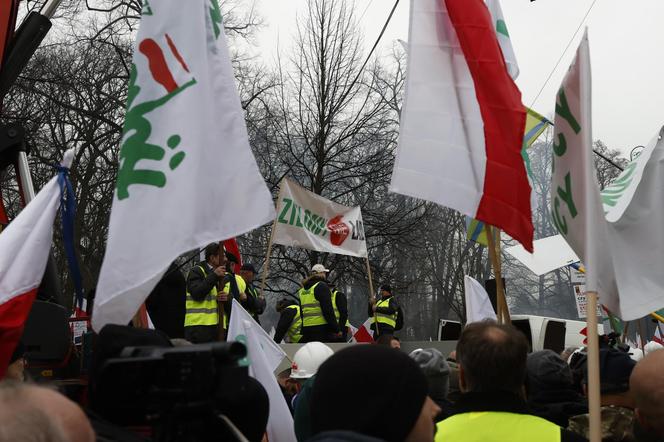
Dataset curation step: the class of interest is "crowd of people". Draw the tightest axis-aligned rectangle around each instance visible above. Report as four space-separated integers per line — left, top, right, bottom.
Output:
179 243 404 345
1 316 664 441
2 242 664 441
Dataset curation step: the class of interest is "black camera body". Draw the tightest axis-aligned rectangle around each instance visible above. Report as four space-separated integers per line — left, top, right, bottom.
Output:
92 341 249 441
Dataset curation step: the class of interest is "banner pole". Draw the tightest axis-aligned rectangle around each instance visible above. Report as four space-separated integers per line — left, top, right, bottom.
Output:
486 226 509 323
365 256 380 338
586 290 601 442
260 180 285 299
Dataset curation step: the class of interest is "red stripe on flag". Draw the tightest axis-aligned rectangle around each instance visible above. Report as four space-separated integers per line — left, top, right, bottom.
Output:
445 0 533 252
0 288 37 378
223 238 242 274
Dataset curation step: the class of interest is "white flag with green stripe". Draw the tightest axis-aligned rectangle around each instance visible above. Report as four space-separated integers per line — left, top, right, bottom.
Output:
487 0 519 79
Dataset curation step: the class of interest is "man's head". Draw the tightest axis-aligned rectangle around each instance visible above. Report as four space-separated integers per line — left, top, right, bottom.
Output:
311 264 330 279
456 320 529 394
204 243 224 267
239 263 257 283
410 348 451 403
0 381 95 442
630 349 664 437
582 347 635 404
311 345 439 442
527 350 574 395
276 297 296 313
380 284 392 297
376 334 400 349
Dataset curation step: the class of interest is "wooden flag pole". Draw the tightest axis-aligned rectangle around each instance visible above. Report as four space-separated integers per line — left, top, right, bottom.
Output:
586 290 602 442
365 257 380 337
217 241 227 342
259 181 285 300
486 226 509 324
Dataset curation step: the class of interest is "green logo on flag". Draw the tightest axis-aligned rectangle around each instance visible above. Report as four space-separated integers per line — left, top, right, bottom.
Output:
142 0 153 16
116 37 197 200
209 0 223 40
601 161 637 209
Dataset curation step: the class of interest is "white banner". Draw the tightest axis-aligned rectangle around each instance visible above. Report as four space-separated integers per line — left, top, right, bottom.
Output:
273 179 367 258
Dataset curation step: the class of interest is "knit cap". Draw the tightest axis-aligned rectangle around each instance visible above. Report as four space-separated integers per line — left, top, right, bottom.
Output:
311 345 428 442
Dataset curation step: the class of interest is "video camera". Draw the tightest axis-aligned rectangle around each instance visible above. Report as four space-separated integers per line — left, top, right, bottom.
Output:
91 340 266 442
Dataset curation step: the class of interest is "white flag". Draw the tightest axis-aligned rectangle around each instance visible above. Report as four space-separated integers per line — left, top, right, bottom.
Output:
464 276 497 324
273 178 367 258
551 30 664 320
227 300 295 442
486 0 519 79
93 0 275 331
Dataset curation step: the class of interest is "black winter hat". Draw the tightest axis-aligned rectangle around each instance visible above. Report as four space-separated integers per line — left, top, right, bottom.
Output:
583 347 636 394
527 350 574 392
311 345 428 442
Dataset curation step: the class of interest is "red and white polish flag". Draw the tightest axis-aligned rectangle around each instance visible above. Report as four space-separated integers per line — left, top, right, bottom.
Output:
390 0 533 251
0 149 74 378
349 317 375 343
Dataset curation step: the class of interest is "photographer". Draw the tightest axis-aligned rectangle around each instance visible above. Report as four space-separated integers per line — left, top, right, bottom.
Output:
184 243 227 343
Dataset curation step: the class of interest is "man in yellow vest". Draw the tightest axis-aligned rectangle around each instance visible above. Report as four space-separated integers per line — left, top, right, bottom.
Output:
298 264 341 343
330 283 350 340
239 263 266 324
435 321 586 442
273 298 302 343
184 243 227 343
368 284 403 339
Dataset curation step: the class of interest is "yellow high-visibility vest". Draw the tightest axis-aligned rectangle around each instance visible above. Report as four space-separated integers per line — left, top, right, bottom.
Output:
286 305 302 343
184 265 218 327
331 290 350 327
375 297 397 328
435 411 560 442
299 282 327 327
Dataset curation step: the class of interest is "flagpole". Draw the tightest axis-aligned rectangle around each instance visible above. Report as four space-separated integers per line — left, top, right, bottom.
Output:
365 257 380 338
486 226 509 324
586 291 601 442
260 181 285 300
218 241 227 342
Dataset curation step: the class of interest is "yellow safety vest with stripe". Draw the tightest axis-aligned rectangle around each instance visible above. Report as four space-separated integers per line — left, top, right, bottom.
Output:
375 297 397 328
184 265 218 327
331 290 350 327
298 282 327 327
435 411 560 442
221 274 247 328
286 305 302 343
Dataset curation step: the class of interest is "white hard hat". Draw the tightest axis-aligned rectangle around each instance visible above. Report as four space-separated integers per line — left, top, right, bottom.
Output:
311 264 330 273
290 342 334 379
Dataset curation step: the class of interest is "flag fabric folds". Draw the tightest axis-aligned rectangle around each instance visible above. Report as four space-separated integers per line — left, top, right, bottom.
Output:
551 30 664 320
0 149 74 378
486 0 519 79
391 0 532 251
464 275 497 324
93 0 275 331
273 179 367 258
227 299 295 442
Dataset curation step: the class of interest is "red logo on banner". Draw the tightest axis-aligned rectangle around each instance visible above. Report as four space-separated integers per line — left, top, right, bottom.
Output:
327 215 350 246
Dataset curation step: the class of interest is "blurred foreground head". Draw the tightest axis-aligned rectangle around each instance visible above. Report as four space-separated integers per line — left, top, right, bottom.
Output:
311 345 440 442
630 349 664 438
0 381 95 442
457 320 529 394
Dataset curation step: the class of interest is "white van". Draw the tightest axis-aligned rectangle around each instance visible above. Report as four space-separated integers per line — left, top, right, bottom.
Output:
511 314 601 353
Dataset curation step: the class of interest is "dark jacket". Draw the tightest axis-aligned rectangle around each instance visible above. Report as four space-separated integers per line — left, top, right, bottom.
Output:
301 276 339 336
274 302 299 343
528 388 588 428
146 262 186 339
446 391 588 442
186 261 221 302
245 283 266 323
367 295 403 333
334 289 349 334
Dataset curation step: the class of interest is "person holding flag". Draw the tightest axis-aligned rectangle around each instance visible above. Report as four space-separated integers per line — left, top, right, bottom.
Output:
298 264 341 343
369 284 403 339
183 243 227 343
239 263 265 324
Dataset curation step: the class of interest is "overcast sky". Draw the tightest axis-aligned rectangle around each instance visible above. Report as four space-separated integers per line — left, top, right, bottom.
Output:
250 0 664 156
